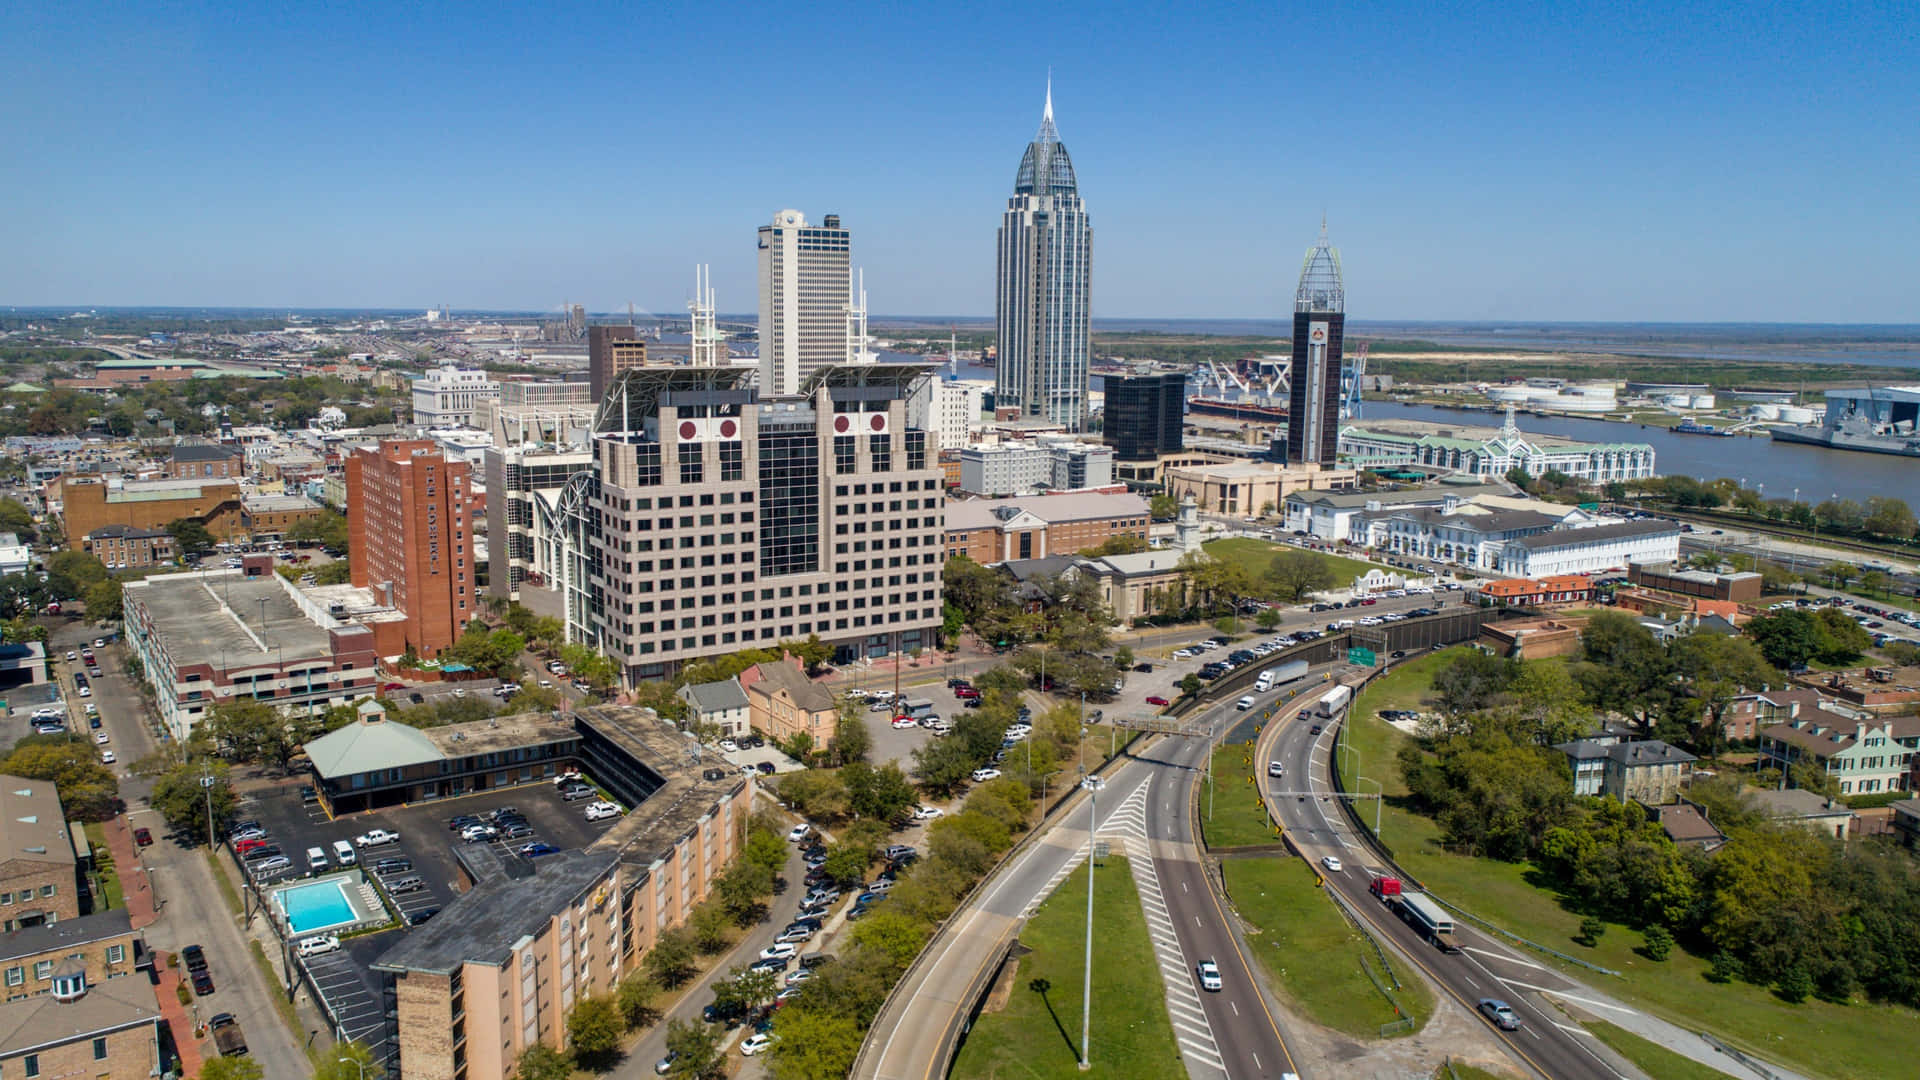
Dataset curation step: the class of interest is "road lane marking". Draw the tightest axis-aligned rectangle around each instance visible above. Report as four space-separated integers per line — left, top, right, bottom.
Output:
1464 975 1477 988
1465 945 1546 970
1229 1000 1239 1016
1499 980 1637 1015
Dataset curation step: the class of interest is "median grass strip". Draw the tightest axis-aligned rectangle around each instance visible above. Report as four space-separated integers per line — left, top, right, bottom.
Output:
1225 859 1432 1039
1338 652 1919 1080
1582 1021 1732 1080
1199 747 1278 849
83 823 124 912
951 856 1183 1080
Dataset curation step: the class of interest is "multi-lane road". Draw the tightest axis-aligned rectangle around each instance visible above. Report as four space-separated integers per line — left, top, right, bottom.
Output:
859 687 1305 1080
1260 692 1635 1080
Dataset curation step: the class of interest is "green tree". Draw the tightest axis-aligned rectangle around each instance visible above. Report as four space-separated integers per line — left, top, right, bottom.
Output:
779 632 833 673
0 741 119 821
166 517 216 557
1179 672 1202 696
911 737 979 795
1112 645 1134 670
643 927 697 988
828 704 871 766
1671 633 1778 754
1575 611 1673 729
514 1045 570 1080
615 972 660 1029
1744 608 1824 669
767 1008 865 1079
1148 492 1178 520
1641 924 1674 961
1077 533 1147 556
200 1058 266 1080
199 697 295 766
821 840 871 887
1859 569 1890 599
687 901 731 953
565 994 622 1066
311 1041 387 1080
1862 496 1917 539
149 760 235 842
843 761 917 823
774 769 848 821
83 578 124 619
0 498 36 542
847 908 929 972
1577 916 1606 947
1812 607 1873 663
1777 965 1814 1003
1255 607 1282 630
1264 547 1338 601
662 1017 725 1078
711 965 780 1016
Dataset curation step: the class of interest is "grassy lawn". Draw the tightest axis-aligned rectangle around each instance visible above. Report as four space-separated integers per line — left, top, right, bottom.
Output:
1204 537 1390 588
1335 650 1920 1080
1226 859 1432 1039
1583 1021 1731 1080
1434 1064 1521 1080
953 857 1183 1080
82 823 123 912
1199 747 1278 849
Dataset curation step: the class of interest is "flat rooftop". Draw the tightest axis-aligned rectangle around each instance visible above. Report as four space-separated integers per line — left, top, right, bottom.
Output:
371 850 618 975
127 570 335 662
424 711 579 758
575 706 750 869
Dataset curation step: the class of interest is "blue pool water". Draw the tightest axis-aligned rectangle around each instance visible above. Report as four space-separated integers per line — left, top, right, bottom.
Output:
277 880 357 934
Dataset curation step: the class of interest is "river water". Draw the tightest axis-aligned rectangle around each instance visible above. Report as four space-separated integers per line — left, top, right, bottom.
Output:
1359 401 1915 506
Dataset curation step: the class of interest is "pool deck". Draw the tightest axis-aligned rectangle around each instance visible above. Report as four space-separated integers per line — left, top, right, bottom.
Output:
273 876 372 935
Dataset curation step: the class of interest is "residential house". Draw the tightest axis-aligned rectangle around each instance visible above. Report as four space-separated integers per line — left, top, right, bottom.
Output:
1555 738 1696 805
0 910 157 1079
1655 802 1727 852
680 679 751 739
1720 688 1867 744
1745 788 1855 841
1759 714 1920 796
81 524 176 570
1890 798 1920 850
739 658 839 745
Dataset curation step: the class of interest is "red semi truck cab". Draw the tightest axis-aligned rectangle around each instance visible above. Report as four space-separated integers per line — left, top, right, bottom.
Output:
1369 875 1402 900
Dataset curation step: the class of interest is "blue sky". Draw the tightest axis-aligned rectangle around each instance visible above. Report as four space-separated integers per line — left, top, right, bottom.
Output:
3 1 1915 321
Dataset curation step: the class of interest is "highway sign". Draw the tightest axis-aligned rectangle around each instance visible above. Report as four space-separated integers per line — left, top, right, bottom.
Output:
1347 647 1377 667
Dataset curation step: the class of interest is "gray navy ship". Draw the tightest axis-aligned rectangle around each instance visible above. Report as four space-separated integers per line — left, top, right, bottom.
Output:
1771 386 1920 458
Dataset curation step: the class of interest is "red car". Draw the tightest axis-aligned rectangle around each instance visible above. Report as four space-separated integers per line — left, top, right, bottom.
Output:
1145 695 1171 707
133 827 153 847
953 686 980 699
233 838 269 854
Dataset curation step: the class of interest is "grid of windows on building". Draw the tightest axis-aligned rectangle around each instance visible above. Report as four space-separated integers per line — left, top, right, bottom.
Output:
759 425 821 577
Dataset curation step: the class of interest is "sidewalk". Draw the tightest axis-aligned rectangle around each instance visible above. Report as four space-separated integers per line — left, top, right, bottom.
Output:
100 814 202 1075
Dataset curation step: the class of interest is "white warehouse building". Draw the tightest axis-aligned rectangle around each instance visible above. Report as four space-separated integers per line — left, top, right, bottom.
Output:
1338 408 1654 483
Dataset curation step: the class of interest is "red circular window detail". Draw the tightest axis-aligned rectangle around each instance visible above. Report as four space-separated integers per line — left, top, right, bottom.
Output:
678 420 698 439
870 414 887 432
718 419 738 438
833 415 851 433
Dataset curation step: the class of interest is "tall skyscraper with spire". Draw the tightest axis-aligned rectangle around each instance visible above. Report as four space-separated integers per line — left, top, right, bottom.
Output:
996 81 1092 431
1285 220 1345 464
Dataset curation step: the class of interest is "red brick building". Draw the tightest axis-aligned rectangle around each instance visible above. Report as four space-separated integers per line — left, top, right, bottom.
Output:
347 440 475 657
944 491 1150 564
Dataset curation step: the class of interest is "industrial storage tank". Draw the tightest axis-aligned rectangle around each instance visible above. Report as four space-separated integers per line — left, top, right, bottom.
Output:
1663 393 1693 408
1487 386 1532 403
1689 394 1717 409
1749 403 1782 421
1777 405 1816 424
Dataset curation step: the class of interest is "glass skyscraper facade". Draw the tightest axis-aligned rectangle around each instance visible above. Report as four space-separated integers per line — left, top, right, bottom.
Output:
996 88 1092 432
1286 223 1345 465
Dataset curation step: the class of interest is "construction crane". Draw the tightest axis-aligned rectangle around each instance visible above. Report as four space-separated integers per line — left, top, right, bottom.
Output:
1341 341 1369 419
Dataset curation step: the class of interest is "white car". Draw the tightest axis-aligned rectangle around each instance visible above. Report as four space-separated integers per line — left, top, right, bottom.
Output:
740 1033 775 1056
843 688 869 700
94 732 110 745
355 829 400 848
64 651 77 661
787 822 812 842
460 824 498 842
1321 855 1343 873
99 751 115 764
1004 724 1031 737
970 768 1002 783
585 802 621 822
912 805 944 821
719 739 739 753
77 686 90 698
296 934 341 958
757 942 797 962
1196 960 1222 992
890 716 918 729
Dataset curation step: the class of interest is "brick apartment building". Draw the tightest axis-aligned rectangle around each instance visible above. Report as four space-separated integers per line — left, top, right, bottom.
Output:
347 440 475 656
81 524 175 569
165 443 245 479
944 491 1149 564
0 910 158 1079
588 325 647 404
0 777 81 931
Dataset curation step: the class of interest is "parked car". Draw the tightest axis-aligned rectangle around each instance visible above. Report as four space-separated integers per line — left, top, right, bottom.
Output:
181 945 207 972
296 935 340 958
740 1033 775 1056
191 968 215 995
354 829 400 848
133 827 153 847
912 804 943 821
585 802 621 822
970 768 1001 783
787 823 812 843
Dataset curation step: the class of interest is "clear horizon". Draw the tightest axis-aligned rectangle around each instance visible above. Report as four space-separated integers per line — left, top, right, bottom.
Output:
5 2 1915 322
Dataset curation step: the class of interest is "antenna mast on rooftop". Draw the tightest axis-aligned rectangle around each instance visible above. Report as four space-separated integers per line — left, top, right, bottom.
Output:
689 264 725 367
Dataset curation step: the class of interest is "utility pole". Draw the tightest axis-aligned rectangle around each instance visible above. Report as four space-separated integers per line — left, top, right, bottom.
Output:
1079 772 1102 1071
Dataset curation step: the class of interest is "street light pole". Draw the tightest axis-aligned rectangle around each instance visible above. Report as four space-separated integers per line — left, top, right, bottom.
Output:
1079 772 1101 1071
338 1058 366 1080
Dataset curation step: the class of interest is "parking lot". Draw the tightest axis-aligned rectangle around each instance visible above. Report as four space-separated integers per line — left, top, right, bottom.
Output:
230 777 631 1065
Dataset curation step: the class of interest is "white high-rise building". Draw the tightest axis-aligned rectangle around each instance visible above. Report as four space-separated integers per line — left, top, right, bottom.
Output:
996 83 1092 431
757 210 852 396
411 366 500 430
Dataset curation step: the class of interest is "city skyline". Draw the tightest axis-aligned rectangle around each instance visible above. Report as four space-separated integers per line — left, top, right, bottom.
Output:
3 3 1917 322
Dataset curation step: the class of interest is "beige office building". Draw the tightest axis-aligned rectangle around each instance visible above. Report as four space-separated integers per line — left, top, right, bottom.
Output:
560 363 944 679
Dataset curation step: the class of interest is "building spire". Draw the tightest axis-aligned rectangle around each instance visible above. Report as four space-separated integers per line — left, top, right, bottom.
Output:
1044 70 1053 125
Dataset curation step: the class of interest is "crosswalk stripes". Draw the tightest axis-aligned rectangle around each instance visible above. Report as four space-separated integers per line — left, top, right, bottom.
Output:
1097 780 1152 842
1121 836 1227 1077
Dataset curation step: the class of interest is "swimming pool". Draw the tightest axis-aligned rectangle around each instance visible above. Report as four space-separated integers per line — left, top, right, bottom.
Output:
274 879 359 935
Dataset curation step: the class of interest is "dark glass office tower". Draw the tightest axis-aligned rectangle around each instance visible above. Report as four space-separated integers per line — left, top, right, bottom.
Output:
996 83 1092 431
1285 221 1345 464
1103 373 1186 460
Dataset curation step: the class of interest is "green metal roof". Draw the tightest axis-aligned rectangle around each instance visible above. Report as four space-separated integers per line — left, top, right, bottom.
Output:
304 716 445 779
